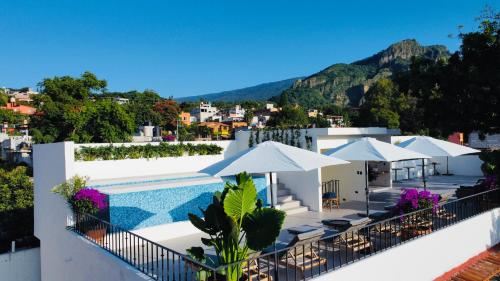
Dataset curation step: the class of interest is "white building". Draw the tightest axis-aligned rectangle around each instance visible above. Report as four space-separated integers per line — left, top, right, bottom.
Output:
30 128 498 281
113 97 129 105
190 102 218 122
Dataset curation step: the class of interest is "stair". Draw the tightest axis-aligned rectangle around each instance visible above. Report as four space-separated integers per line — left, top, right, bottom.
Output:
276 187 309 215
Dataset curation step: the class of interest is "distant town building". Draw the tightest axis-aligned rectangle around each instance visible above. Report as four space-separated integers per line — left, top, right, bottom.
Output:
308 109 319 118
179 111 191 126
199 122 230 139
113 97 129 105
448 132 464 145
5 87 38 103
266 103 278 112
1 99 36 115
191 102 218 122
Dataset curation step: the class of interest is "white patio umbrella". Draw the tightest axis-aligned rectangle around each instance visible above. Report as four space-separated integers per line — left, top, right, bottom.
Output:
397 136 480 176
323 137 431 216
200 141 349 207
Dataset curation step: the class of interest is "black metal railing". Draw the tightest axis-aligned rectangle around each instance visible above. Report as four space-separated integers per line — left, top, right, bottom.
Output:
69 212 218 280
214 188 499 281
69 188 499 281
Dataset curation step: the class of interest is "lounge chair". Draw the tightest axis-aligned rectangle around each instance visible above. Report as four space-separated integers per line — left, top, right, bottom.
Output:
322 218 373 253
269 228 327 279
242 251 272 281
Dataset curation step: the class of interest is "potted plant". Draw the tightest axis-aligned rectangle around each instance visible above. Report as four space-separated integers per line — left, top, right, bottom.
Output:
52 176 108 242
186 172 286 281
395 189 439 240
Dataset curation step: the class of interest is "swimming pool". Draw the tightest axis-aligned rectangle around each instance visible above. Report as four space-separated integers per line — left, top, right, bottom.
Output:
99 175 267 230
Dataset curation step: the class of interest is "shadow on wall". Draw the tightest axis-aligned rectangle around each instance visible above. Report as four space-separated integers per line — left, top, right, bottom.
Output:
491 209 500 247
108 206 155 230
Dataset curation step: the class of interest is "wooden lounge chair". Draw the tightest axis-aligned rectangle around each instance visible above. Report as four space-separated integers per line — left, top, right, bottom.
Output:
242 251 272 281
337 231 373 253
272 228 327 279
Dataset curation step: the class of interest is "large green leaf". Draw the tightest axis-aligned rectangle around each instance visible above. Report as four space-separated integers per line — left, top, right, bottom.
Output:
223 173 257 223
204 204 235 236
186 247 205 262
243 208 286 251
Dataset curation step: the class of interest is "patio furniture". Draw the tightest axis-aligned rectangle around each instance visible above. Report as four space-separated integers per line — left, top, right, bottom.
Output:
336 230 373 254
392 168 403 182
356 210 391 221
322 217 371 232
324 137 430 216
271 228 327 279
322 180 340 210
431 162 440 175
403 166 415 180
243 251 273 281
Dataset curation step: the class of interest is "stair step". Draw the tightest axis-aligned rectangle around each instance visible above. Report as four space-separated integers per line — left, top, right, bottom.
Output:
280 200 301 210
284 206 309 215
277 189 290 196
277 195 294 203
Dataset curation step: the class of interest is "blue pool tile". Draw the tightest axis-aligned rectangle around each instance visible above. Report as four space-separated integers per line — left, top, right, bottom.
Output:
107 176 267 230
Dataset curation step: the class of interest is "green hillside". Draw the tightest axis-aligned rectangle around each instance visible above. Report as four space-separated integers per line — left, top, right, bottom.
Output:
282 39 449 108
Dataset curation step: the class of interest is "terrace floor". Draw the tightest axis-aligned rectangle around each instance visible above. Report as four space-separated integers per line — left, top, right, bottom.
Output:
159 175 482 254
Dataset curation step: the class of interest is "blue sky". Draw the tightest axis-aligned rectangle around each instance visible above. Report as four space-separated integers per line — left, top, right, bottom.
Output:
0 1 497 98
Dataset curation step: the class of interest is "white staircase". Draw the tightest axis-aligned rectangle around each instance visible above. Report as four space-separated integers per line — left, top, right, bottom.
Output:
276 188 308 215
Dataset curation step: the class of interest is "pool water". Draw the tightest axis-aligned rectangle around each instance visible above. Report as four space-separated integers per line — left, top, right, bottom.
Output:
103 176 267 230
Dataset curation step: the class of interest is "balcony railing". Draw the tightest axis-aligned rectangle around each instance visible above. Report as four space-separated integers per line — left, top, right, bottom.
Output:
69 188 499 281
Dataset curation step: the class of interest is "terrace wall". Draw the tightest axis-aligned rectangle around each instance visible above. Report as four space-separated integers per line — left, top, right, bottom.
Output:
314 207 500 281
33 141 233 280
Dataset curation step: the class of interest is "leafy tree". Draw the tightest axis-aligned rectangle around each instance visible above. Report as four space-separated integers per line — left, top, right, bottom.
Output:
0 166 35 252
85 99 135 143
0 108 24 124
267 105 309 128
357 78 411 129
153 99 180 129
0 89 8 106
397 8 500 137
30 72 135 143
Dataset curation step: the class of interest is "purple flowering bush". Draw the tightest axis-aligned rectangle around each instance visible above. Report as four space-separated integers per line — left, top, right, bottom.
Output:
70 188 107 214
395 189 440 215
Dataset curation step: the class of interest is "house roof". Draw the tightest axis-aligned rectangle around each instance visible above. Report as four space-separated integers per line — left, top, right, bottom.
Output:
1 104 36 115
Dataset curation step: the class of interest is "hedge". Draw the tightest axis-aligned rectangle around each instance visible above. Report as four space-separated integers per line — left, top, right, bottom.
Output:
75 143 224 161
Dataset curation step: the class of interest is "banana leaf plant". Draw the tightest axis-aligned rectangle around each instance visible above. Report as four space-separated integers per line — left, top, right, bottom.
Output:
187 172 286 281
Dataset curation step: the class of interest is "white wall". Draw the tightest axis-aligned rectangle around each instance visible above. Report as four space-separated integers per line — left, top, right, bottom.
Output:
277 170 322 211
0 248 41 281
391 135 483 177
321 161 367 202
33 142 149 281
75 154 224 180
432 155 483 176
315 208 500 281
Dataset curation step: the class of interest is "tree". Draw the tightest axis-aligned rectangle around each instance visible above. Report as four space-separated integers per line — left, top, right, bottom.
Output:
30 72 135 143
85 99 135 143
0 89 8 106
357 78 411 129
267 105 309 128
153 99 180 129
397 8 500 138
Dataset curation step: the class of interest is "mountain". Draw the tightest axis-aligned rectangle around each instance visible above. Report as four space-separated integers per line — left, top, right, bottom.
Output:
282 39 449 108
176 77 301 102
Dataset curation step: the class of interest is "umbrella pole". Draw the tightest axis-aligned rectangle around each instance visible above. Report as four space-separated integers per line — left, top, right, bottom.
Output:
365 161 369 217
269 172 274 208
422 158 427 191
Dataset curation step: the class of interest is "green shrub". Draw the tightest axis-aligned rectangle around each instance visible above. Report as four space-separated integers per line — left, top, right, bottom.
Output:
74 143 224 161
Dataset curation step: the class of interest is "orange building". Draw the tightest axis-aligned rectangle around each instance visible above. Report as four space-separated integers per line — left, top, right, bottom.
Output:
179 111 191 126
199 122 230 139
1 102 36 115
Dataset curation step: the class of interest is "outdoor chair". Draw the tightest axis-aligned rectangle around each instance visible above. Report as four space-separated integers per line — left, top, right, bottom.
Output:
270 228 327 279
336 231 373 253
242 251 272 281
322 180 340 210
